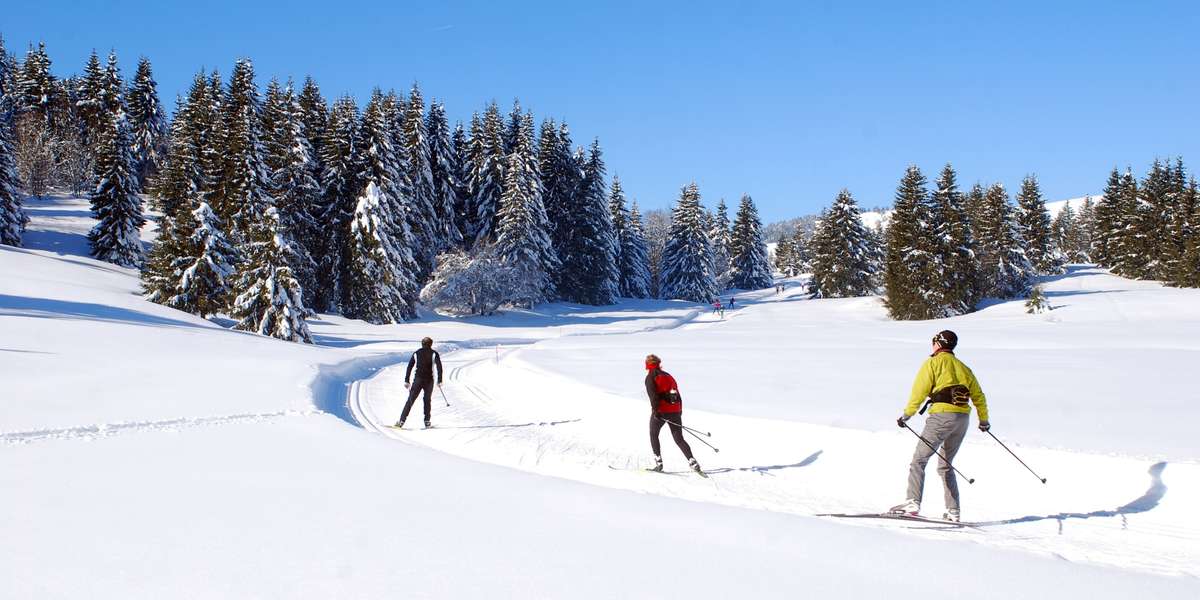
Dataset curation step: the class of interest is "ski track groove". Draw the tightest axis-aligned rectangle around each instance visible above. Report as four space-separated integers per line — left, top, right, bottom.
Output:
1 409 319 445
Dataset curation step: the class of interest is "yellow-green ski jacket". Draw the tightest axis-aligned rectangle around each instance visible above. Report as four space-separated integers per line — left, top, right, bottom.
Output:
903 350 989 420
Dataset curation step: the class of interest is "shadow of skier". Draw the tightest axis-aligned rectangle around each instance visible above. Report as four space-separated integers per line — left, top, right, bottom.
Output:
699 450 824 476
976 461 1168 529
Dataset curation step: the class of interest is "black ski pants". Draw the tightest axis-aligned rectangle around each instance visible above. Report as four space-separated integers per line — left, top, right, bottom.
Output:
401 378 434 422
650 412 694 460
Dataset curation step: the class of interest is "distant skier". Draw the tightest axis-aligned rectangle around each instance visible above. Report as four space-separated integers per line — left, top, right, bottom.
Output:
712 299 724 318
892 330 989 522
395 337 444 429
644 354 702 474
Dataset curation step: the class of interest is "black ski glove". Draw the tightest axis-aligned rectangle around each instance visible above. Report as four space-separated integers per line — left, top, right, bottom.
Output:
978 420 990 432
896 415 910 428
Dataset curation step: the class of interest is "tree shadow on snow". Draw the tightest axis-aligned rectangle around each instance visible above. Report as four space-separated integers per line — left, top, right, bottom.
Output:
0 294 210 330
701 450 824 476
976 461 1168 531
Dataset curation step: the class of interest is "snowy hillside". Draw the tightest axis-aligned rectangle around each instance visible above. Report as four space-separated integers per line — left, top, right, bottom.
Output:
3 195 1198 598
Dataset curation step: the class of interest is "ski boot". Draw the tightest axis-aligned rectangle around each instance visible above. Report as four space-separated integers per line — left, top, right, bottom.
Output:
688 457 703 474
647 456 664 472
424 420 432 429
394 419 405 429
889 499 920 516
943 509 961 523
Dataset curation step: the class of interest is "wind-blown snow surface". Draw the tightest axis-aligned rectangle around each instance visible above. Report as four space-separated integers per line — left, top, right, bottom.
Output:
3 195 1198 598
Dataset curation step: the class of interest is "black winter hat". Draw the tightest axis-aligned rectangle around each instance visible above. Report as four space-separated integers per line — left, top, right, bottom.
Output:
933 330 958 350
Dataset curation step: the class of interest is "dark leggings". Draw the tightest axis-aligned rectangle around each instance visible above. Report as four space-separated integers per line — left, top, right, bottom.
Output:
650 412 694 460
401 379 434 422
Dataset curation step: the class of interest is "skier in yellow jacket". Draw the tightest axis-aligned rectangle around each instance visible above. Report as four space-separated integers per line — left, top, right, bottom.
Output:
891 330 989 522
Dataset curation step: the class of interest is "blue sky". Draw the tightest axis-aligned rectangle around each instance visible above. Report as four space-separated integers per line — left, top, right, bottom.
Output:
4 0 1198 222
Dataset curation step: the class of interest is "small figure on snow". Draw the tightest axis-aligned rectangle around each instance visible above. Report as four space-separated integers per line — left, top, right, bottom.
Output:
892 330 989 522
712 299 724 318
644 354 702 474
396 337 445 428
728 297 736 309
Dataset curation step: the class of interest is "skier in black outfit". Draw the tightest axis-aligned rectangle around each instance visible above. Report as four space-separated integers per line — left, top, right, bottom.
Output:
395 337 444 428
644 354 702 474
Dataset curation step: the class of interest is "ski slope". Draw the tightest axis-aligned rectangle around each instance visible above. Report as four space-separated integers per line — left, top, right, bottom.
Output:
3 195 1198 598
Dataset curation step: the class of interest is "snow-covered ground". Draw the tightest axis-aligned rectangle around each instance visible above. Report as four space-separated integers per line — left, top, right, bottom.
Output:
3 194 1198 598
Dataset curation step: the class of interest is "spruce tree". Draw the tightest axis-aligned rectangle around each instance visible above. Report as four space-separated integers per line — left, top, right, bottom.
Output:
426 101 462 250
1109 170 1147 279
1178 178 1200 288
341 91 420 323
75 50 107 154
17 43 59 124
976 183 1034 298
494 111 557 304
504 99 523 154
728 194 773 290
883 166 945 319
660 183 718 302
296 76 328 189
710 198 732 286
145 201 236 318
1091 169 1124 266
450 119 471 247
623 200 654 298
126 57 167 187
261 79 321 308
1015 174 1064 275
932 164 981 313
229 203 313 343
314 96 360 312
1052 202 1085 263
1163 159 1193 285
558 140 619 304
220 59 273 245
0 104 26 246
399 83 440 277
808 189 878 298
466 102 505 246
1076 196 1097 263
87 53 145 267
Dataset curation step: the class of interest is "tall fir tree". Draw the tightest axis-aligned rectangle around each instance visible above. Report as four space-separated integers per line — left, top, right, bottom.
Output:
261 79 321 309
728 194 773 290
1163 159 1194 285
1178 177 1200 288
75 50 107 155
17 42 59 125
558 140 619 304
709 198 732 287
660 183 717 302
543 121 584 298
1052 202 1086 263
450 119 471 247
1091 168 1124 266
87 53 145 267
883 166 947 319
932 164 981 313
808 189 878 298
466 102 506 246
144 201 236 318
126 57 168 188
504 98 523 154
399 83 439 277
314 96 360 312
220 59 273 245
1015 174 1065 275
1108 169 1147 279
341 91 420 323
1076 196 1097 263
0 98 26 246
296 76 328 190
975 183 1035 298
493 111 557 303
426 101 462 250
622 200 654 298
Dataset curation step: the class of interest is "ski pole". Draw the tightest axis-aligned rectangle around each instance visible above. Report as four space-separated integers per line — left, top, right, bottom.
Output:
657 415 719 453
903 422 974 484
439 385 451 407
674 422 712 437
986 430 1046 483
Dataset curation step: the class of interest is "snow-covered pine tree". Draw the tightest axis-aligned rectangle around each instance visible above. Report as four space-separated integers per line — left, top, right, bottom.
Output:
1015 174 1065 275
75 50 107 155
1091 169 1123 266
16 43 59 124
727 194 772 290
0 99 27 246
296 76 327 188
0 35 15 110
932 164 981 313
261 79 321 309
147 201 236 318
557 139 619 305
87 53 145 267
773 236 795 277
341 91 420 323
976 183 1034 298
314 96 360 312
228 200 313 342
1178 177 1200 288
538 119 575 298
660 182 717 302
883 166 946 319
1163 159 1194 286
1109 169 1147 279
493 111 557 305
1052 202 1085 263
1076 196 1096 263
399 83 439 277
623 199 654 298
220 59 273 246
466 102 506 247
426 101 462 250
504 98 522 155
808 189 878 298
450 119 470 247
126 57 168 188
709 198 732 288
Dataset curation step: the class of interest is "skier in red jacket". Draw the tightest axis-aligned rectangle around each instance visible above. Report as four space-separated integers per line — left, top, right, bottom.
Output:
644 354 702 474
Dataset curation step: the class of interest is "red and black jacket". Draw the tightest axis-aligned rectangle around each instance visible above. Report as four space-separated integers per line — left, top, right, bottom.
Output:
645 367 683 414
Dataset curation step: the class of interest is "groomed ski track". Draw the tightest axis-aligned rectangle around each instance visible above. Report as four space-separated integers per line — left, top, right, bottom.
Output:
346 285 1200 579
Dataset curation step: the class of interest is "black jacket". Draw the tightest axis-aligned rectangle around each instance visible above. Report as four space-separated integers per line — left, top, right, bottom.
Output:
406 347 443 383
